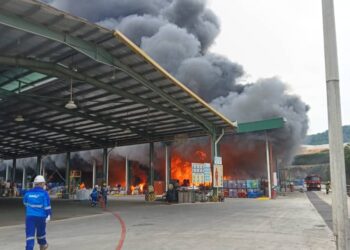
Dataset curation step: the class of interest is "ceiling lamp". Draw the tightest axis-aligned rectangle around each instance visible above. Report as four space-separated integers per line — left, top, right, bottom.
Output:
14 115 24 122
65 78 77 109
65 100 77 110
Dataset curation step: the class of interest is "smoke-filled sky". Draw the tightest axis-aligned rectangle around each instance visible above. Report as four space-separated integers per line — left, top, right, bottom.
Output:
209 0 350 135
38 0 312 163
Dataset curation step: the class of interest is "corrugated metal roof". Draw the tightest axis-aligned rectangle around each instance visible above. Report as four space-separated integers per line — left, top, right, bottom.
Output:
0 0 236 159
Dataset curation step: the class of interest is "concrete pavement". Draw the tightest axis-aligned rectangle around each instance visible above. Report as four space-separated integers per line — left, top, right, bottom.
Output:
0 193 335 250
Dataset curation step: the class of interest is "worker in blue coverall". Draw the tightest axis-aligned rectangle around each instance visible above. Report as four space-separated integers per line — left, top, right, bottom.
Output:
23 175 51 250
90 185 99 207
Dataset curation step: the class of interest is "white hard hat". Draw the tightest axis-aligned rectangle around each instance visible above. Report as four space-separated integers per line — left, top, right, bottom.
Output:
34 175 46 183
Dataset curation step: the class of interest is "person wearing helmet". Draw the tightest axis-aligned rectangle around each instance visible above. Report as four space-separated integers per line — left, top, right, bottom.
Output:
23 175 51 250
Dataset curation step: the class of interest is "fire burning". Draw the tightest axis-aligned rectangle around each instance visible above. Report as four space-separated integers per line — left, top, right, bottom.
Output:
171 144 210 186
130 183 145 194
171 154 192 186
130 162 148 194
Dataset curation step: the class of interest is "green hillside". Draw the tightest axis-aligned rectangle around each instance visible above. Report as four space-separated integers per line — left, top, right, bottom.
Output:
291 144 350 183
305 125 350 145
292 151 329 165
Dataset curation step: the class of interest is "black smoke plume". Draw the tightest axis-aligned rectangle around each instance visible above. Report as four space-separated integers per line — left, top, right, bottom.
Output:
41 0 309 165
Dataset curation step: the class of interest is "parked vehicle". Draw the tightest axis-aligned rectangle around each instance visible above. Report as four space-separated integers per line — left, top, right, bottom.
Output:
305 175 321 191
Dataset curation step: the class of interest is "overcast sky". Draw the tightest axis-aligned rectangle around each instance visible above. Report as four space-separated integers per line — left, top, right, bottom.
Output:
208 0 350 135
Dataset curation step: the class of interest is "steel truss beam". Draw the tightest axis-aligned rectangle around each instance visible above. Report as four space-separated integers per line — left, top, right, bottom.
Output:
0 56 206 132
0 114 111 146
0 86 147 138
0 11 215 132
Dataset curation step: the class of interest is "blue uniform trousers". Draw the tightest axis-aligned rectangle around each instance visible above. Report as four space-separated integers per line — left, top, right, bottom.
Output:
25 216 47 250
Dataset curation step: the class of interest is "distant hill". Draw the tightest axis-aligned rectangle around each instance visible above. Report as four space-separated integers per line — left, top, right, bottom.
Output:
305 125 350 145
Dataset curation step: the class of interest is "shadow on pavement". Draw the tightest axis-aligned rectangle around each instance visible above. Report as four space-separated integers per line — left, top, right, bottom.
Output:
306 191 333 230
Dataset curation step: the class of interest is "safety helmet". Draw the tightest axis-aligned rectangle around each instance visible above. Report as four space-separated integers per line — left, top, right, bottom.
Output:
34 175 46 183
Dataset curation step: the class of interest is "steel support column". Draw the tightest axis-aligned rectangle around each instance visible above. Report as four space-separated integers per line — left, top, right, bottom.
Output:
149 142 154 186
165 143 171 191
22 166 26 190
211 133 217 195
65 152 70 198
36 155 41 176
102 148 108 185
11 158 16 183
5 164 10 181
92 160 96 188
125 156 129 194
106 148 114 186
265 132 272 199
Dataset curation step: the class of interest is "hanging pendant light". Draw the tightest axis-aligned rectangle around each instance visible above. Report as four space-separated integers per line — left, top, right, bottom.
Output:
65 78 77 109
14 81 25 122
14 115 24 122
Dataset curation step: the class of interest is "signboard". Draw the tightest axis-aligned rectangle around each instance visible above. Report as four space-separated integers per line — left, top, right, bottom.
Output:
213 164 223 188
214 156 222 165
192 163 204 184
203 163 211 183
70 170 81 178
192 163 212 184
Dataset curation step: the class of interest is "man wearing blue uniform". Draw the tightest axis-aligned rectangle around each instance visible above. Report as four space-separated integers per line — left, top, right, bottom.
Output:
23 175 51 250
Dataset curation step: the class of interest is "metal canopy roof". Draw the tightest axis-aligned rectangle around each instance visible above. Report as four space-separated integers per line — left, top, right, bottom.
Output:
0 0 236 160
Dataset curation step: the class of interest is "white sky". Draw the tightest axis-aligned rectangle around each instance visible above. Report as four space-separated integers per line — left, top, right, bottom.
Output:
208 0 350 135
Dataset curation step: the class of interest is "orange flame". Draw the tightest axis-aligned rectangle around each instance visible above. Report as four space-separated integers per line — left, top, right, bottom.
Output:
171 154 192 186
130 182 146 194
171 149 209 186
195 150 207 161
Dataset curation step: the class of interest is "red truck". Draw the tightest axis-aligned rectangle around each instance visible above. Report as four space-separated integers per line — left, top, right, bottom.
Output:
305 175 321 191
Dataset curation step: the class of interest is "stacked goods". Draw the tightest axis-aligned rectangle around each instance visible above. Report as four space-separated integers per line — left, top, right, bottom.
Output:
246 180 259 189
236 180 247 189
229 189 238 198
223 179 263 198
223 188 229 197
246 180 263 198
237 189 247 198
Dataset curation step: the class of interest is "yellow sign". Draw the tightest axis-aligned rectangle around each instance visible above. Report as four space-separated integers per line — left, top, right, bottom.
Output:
70 170 81 178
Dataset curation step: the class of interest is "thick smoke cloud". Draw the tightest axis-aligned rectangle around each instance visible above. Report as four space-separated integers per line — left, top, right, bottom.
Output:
42 0 309 164
51 0 169 23
162 0 220 52
142 24 201 74
177 53 244 101
211 78 309 163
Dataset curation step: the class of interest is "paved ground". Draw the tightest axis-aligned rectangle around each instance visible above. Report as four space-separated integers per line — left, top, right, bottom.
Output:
0 193 335 250
306 192 333 230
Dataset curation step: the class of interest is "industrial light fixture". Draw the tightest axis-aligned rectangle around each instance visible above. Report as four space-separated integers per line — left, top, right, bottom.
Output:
65 78 77 109
14 115 24 122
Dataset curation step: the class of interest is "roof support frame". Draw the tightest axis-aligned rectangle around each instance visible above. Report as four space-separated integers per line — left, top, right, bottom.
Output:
0 130 66 150
0 11 215 132
0 56 205 131
0 140 43 155
0 114 107 146
0 86 147 138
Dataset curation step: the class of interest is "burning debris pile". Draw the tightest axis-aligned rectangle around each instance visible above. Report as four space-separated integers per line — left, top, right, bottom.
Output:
170 139 210 186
